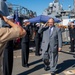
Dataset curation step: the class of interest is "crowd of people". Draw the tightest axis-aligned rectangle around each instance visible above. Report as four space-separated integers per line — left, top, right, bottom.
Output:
1 14 75 75
0 5 75 75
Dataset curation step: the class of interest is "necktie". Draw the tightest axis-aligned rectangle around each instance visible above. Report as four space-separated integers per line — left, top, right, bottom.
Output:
49 27 51 36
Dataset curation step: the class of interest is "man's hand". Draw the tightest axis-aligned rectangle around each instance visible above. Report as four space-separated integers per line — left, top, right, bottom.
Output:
72 38 74 41
43 22 48 27
58 48 62 52
0 15 8 22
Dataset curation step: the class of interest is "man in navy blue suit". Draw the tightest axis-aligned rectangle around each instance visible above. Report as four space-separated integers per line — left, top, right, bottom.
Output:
21 19 30 67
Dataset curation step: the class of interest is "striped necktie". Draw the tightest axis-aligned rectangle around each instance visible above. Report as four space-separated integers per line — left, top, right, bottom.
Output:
49 27 52 36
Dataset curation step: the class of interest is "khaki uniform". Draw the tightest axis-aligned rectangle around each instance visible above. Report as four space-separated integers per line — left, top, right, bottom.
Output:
0 26 21 75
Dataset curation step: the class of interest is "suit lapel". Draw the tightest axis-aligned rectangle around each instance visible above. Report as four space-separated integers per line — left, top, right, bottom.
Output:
44 27 50 39
45 26 56 38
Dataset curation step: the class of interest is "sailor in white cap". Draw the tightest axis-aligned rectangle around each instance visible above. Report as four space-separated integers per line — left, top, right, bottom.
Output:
21 19 30 67
3 15 14 75
23 19 29 23
7 15 13 20
36 23 41 27
34 23 41 56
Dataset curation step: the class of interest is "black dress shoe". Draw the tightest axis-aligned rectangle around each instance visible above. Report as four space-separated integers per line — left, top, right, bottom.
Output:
25 64 29 67
35 54 41 56
51 72 55 75
73 55 75 58
23 64 29 68
44 65 50 71
69 50 74 52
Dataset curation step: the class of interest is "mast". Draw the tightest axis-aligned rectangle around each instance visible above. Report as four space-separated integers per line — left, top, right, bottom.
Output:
54 0 59 3
74 0 75 12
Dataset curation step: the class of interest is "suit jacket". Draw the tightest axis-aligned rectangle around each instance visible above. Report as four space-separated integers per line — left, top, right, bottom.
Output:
21 25 30 43
38 25 62 53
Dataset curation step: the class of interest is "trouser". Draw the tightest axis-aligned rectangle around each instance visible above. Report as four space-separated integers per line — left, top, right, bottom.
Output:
70 39 75 52
0 55 3 75
49 52 58 73
35 38 40 55
21 42 29 66
42 49 58 73
3 40 13 75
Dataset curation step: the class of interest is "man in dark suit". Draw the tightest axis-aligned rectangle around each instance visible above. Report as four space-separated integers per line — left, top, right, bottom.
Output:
3 15 14 75
21 19 30 67
38 18 62 75
68 21 75 52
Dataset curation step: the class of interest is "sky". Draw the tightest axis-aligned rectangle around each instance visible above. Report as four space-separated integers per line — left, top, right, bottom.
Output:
7 0 73 16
